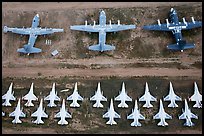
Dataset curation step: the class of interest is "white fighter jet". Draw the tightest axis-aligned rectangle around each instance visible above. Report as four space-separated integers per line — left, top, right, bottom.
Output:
127 100 145 127
9 98 26 124
90 82 107 108
22 83 38 107
189 82 202 108
114 82 132 108
44 83 60 107
179 99 198 127
153 99 172 126
67 82 84 107
2 82 16 106
31 98 48 124
139 82 157 108
103 98 121 125
55 99 72 125
163 82 182 108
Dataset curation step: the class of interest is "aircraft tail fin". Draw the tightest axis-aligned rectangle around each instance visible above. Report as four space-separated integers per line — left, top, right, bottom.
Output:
88 44 115 52
167 40 195 51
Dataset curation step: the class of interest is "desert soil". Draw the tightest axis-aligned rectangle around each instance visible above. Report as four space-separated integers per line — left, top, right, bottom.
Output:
2 2 202 134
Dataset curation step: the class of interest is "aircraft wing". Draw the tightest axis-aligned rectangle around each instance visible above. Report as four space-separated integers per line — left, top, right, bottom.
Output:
31 110 38 117
65 112 72 118
3 26 30 35
9 111 16 117
143 24 172 31
150 95 157 101
101 96 107 101
67 94 73 100
70 25 100 32
2 94 7 99
127 113 134 119
114 94 121 101
125 95 132 101
139 114 145 120
179 21 202 30
90 94 96 101
153 113 161 119
178 112 186 120
190 112 198 119
165 113 172 119
103 111 110 118
10 94 16 101
37 28 64 35
77 95 83 101
175 95 182 101
44 95 50 100
42 110 48 118
190 94 202 101
114 111 121 118
163 95 170 101
55 95 60 101
105 24 136 32
55 112 61 118
139 95 145 101
20 111 26 117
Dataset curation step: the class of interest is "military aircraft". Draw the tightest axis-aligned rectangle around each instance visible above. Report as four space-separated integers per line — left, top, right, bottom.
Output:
55 99 72 125
9 98 26 124
189 82 202 108
44 83 60 107
2 82 16 106
127 100 145 127
3 14 63 55
31 98 48 124
67 82 84 107
114 82 132 108
103 98 121 125
143 8 202 52
22 83 38 107
179 99 198 127
163 82 182 108
153 99 172 126
90 82 107 108
139 82 157 108
70 10 136 52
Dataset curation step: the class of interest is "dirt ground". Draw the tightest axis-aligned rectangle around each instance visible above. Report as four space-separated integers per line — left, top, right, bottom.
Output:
2 2 202 134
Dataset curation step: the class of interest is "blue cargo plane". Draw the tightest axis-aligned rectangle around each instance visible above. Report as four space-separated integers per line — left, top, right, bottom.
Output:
70 10 136 52
3 14 63 55
143 8 202 52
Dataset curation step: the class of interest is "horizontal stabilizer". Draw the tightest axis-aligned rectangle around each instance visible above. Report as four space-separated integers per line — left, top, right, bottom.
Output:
158 120 168 126
168 102 178 108
143 103 153 108
70 102 80 107
131 121 142 127
33 119 44 124
167 42 195 51
12 118 22 124
93 102 103 108
118 102 128 108
106 120 117 125
58 119 68 125
17 46 42 54
88 44 115 52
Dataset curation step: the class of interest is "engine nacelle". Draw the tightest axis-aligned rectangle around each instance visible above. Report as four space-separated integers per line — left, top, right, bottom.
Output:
118 20 120 25
166 19 169 27
191 17 195 24
93 21 96 26
157 19 161 26
182 17 187 25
